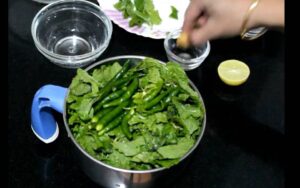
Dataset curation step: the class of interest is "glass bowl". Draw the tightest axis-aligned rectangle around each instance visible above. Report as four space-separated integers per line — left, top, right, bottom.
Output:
33 0 60 4
164 29 210 71
31 0 113 68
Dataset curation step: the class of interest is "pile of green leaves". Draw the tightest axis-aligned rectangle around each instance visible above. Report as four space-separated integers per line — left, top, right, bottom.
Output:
114 0 162 27
67 58 205 170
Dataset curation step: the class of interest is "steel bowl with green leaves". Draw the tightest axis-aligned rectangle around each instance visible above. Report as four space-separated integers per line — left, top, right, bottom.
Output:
66 56 206 171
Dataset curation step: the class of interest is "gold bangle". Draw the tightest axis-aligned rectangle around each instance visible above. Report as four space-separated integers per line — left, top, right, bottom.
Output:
240 0 260 40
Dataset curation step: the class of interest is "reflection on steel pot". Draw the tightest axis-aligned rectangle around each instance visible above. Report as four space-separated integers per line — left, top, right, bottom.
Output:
31 56 206 188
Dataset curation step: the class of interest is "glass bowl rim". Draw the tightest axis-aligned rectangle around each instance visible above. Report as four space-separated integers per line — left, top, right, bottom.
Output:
31 0 113 64
164 29 210 64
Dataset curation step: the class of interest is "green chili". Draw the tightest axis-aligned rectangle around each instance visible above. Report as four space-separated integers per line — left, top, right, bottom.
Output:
95 100 130 131
144 87 180 114
143 88 173 110
121 108 135 139
143 81 163 102
91 107 113 124
94 87 127 112
113 73 133 87
103 78 139 108
164 87 180 104
98 113 125 136
93 61 130 105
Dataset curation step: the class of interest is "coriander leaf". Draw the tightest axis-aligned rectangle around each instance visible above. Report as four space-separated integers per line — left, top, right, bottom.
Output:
128 114 147 125
66 93 78 103
160 123 178 144
177 93 190 101
76 135 98 155
76 130 105 155
138 57 165 70
92 62 122 87
68 98 82 110
172 98 202 119
107 126 125 138
140 67 162 87
162 62 199 101
143 132 166 151
182 116 200 135
77 98 96 121
172 97 202 135
133 66 163 104
157 137 194 159
113 136 145 156
161 62 188 83
156 159 180 168
77 69 99 94
131 151 161 163
130 163 152 170
106 150 131 169
68 113 79 125
154 112 168 123
71 82 91 96
128 112 167 133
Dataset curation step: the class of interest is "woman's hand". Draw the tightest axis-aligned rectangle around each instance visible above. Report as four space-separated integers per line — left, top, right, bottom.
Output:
182 0 284 46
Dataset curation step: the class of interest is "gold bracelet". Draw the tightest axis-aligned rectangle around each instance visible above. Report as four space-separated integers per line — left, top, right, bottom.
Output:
240 0 261 40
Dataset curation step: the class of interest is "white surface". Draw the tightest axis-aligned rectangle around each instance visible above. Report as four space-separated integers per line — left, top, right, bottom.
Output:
98 0 189 39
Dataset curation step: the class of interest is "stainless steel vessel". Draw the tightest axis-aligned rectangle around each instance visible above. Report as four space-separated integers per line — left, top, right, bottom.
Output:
31 56 207 188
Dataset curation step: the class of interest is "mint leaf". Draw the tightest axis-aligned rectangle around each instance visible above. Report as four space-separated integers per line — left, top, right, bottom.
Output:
169 6 178 19
114 0 162 27
144 0 161 25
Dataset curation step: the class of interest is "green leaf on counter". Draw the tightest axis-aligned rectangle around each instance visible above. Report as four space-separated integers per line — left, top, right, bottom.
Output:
169 6 178 19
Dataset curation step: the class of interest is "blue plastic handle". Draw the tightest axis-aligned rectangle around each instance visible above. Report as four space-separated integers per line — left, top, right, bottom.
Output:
31 85 68 143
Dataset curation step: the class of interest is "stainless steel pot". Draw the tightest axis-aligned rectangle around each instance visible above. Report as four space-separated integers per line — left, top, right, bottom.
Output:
31 55 206 188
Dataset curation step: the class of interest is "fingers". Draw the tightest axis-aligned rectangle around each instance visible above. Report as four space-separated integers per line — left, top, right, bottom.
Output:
182 0 204 33
189 21 219 46
196 16 207 28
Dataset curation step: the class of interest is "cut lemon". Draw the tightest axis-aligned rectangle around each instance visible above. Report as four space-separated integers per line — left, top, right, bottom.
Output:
217 59 250 86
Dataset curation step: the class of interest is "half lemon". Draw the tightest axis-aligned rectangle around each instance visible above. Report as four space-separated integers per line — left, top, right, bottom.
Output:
217 59 250 86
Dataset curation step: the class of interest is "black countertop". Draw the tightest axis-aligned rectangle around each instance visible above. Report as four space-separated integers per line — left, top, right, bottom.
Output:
8 0 285 187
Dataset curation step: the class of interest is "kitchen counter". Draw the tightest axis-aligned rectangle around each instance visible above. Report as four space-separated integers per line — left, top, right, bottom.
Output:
8 0 284 187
